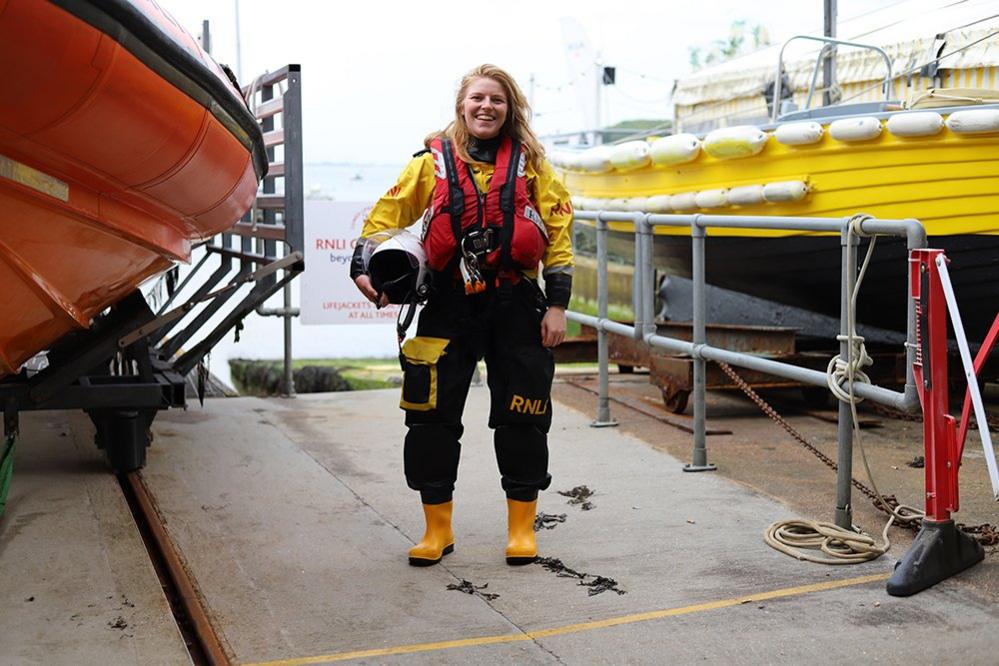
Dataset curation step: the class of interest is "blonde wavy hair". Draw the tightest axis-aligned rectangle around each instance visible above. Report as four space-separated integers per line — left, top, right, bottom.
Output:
426 64 546 172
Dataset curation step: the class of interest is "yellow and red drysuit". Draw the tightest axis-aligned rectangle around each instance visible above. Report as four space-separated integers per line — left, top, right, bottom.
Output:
351 135 573 504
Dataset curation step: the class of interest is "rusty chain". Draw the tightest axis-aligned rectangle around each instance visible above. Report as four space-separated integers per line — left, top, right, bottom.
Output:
716 361 998 546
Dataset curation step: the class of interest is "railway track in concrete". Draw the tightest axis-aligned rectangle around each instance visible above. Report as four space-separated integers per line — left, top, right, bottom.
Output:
118 472 229 666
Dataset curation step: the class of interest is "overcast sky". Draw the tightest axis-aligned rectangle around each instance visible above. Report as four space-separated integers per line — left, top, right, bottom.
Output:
163 0 903 164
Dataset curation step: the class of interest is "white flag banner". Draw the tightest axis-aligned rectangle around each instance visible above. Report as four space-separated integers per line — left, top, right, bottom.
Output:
301 199 401 325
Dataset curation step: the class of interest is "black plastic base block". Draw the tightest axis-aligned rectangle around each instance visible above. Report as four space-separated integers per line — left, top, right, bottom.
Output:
886 519 985 597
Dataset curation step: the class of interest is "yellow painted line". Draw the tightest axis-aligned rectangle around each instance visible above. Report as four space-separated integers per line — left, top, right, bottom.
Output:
243 572 889 665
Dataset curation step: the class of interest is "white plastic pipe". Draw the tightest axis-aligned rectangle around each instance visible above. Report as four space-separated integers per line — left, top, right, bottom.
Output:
935 254 999 500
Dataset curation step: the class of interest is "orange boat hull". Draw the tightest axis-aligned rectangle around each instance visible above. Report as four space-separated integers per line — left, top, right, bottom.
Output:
0 0 264 376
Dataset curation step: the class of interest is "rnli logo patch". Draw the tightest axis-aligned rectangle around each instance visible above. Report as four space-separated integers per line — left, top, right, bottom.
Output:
510 394 549 415
386 184 401 197
431 147 446 179
549 199 573 217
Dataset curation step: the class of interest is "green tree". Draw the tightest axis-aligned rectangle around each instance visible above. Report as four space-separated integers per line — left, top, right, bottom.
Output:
688 20 771 71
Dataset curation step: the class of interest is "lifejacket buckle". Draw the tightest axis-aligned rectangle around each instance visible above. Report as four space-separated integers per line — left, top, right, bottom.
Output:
460 228 494 260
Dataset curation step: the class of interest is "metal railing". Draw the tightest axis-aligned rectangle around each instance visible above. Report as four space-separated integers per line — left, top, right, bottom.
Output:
771 35 894 122
567 210 926 529
242 65 305 396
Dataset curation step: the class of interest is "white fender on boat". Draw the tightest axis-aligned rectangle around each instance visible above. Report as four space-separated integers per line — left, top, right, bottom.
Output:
763 180 809 202
609 141 653 170
626 197 651 212
607 198 629 211
669 192 698 210
563 151 585 170
829 116 882 142
694 189 728 208
649 133 701 165
646 194 674 213
578 146 614 173
945 109 999 134
702 126 769 159
727 185 766 206
886 111 944 137
775 121 824 146
549 150 580 171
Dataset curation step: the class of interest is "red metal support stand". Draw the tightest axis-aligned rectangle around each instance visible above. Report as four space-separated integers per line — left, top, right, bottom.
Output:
887 249 984 596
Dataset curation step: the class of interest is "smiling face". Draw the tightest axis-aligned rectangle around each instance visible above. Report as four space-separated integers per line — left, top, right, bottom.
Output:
461 76 509 140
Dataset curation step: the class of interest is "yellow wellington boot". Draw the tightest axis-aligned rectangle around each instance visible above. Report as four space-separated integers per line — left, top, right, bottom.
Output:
408 501 455 567
505 498 538 565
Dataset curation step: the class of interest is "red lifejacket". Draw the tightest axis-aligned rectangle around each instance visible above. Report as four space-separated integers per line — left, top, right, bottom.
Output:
422 136 548 273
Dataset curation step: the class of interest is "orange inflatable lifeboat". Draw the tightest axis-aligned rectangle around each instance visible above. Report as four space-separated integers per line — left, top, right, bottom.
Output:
0 0 267 377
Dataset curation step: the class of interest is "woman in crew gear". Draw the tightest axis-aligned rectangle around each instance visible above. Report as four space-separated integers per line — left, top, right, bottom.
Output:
350 63 573 567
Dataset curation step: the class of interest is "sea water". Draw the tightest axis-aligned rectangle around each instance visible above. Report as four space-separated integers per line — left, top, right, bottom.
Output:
168 162 405 388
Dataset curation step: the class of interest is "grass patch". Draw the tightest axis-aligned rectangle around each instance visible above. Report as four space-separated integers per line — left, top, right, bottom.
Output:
232 357 400 392
565 296 634 338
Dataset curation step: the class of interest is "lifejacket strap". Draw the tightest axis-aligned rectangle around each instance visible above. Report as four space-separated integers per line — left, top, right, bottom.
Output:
499 139 521 268
440 139 465 249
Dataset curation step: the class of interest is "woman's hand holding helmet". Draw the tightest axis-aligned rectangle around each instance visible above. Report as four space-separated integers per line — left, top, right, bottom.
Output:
354 274 389 308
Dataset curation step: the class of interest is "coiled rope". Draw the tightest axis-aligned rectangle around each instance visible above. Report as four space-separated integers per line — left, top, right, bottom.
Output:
767 214 921 564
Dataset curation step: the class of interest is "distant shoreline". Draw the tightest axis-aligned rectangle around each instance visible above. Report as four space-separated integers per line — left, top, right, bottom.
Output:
307 161 405 168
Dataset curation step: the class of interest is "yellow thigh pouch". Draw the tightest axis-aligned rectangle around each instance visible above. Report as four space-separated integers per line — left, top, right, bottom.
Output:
399 336 450 411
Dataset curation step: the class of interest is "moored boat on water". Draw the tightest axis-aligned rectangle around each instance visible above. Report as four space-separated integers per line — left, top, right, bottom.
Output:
551 4 999 343
0 0 266 377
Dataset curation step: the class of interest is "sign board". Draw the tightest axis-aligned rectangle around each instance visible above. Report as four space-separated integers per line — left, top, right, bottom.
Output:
301 199 401 325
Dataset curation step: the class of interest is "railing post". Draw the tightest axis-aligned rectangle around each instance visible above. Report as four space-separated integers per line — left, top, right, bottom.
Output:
592 213 617 428
834 221 857 529
641 214 657 339
632 213 646 341
685 216 715 472
903 218 926 409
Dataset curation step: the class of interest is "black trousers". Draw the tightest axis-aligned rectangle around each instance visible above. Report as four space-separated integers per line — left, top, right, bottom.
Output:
400 276 555 504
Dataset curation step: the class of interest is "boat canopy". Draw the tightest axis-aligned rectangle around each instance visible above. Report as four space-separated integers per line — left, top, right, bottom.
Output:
674 0 999 132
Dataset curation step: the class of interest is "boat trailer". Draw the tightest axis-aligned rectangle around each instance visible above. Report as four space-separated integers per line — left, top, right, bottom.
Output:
0 64 304 474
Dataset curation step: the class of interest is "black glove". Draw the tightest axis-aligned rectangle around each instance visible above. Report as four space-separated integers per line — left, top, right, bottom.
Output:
349 241 366 280
544 271 572 309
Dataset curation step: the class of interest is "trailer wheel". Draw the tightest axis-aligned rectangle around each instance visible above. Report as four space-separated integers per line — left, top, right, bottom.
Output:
106 410 150 473
661 386 690 414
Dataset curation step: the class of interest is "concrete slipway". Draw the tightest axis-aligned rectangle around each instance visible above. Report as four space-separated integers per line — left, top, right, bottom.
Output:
1 384 997 664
